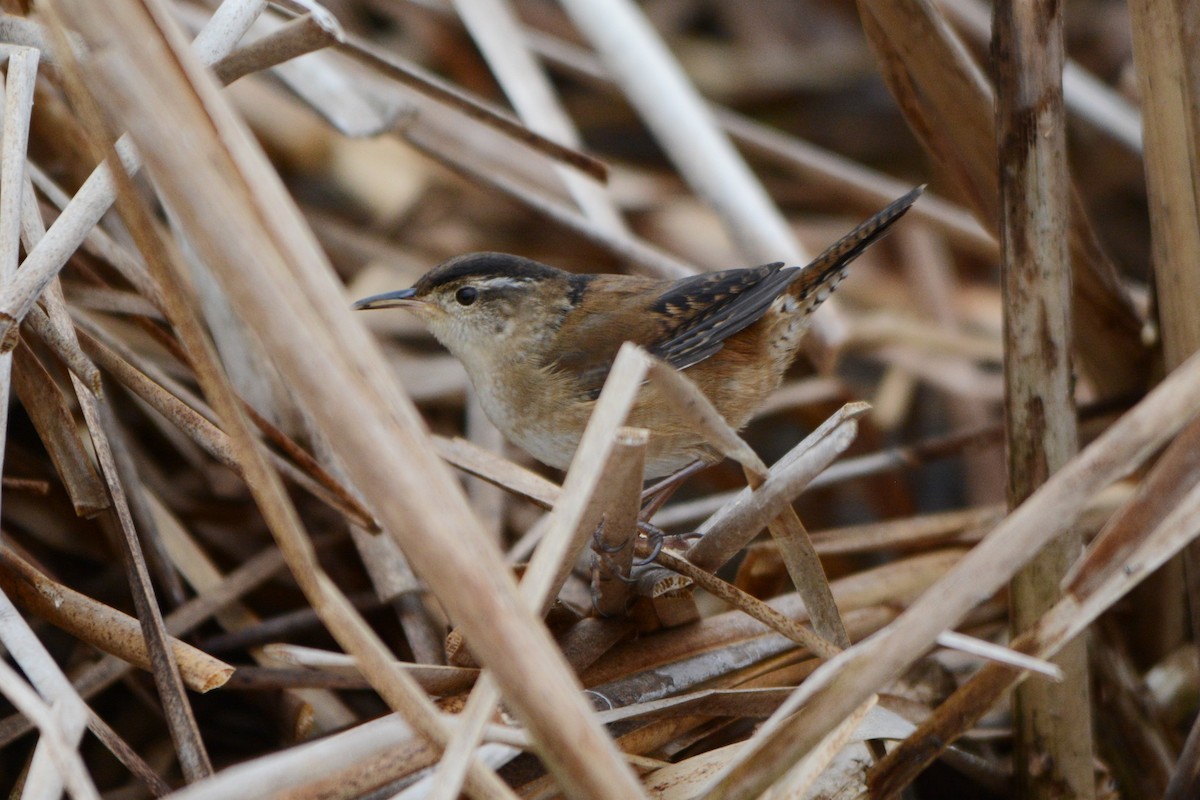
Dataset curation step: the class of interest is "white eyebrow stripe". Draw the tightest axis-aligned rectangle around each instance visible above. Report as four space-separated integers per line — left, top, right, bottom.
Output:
477 277 533 291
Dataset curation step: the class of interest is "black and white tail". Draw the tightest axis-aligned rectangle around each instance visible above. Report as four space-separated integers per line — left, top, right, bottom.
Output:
767 185 923 362
787 184 925 318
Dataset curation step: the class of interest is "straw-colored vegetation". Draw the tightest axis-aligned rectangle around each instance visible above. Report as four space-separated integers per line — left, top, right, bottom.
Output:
0 0 1195 797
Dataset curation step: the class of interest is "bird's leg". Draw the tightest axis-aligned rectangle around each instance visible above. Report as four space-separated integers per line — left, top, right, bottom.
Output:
639 459 708 520
590 519 642 589
633 521 667 566
632 521 702 566
630 461 708 567
591 519 626 554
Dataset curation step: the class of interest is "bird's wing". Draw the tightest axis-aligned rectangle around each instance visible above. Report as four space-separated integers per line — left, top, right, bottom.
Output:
548 265 797 399
547 184 926 399
647 263 798 369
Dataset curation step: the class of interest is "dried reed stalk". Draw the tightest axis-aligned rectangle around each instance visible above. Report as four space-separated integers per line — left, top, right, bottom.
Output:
46 2 645 795
993 0 1093 793
0 0 1186 795
702 348 1200 797
856 0 1149 395
1128 1 1200 791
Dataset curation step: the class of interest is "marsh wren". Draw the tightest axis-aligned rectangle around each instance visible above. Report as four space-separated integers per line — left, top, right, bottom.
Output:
355 187 923 477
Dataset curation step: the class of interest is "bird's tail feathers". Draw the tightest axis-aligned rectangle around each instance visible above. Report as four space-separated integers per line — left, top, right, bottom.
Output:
786 184 925 317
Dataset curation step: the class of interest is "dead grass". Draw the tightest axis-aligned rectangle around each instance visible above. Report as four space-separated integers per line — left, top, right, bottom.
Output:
0 0 1193 798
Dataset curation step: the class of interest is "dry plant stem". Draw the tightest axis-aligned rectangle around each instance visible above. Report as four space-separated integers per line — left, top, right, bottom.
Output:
520 345 650 617
1128 0 1200 728
1092 632 1174 797
74 318 376 529
348 520 444 665
11 336 108 518
434 434 561 509
0 590 98 800
656 416 1006 530
0 657 99 800
686 402 868 571
871 413 1200 796
760 696 877 800
0 539 291 750
701 347 1200 799
560 618 636 674
155 714 450 800
58 0 482 786
718 111 994 256
459 13 990 266
939 0 1144 153
588 605 903 710
394 0 989 264
639 359 848 643
0 15 48 54
558 0 801 266
0 53 34 514
151 491 357 735
241 403 379 530
25 303 102 391
593 428 649 617
403 128 691 280
0 134 140 350
329 25 607 181
654 549 839 660
594 688 802 726
583 551 963 698
58 3 644 796
260 645 477 692
1166 707 1200 800
508 18 997 259
188 0 267 63
130 320 373 525
51 18 519 800
451 0 626 233
82 708 172 796
994 0 1092 792
425 682 510 798
807 504 1002 555
1131 0 1200 370
0 62 34 521
44 22 240 777
222 667 373 691
0 545 233 692
0 0 265 348
57 283 160 319
213 12 339 85
25 164 162 308
763 505 848 648
856 0 1148 396
844 312 1002 362
464 394 507 543
938 630 1062 678
103 393 189 602
1 477 51 493
646 560 1066 791
1068 420 1200 603
896 225 1002 502
430 348 650 800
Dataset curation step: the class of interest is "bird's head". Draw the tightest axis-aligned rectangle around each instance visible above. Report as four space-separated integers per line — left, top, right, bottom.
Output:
353 252 580 369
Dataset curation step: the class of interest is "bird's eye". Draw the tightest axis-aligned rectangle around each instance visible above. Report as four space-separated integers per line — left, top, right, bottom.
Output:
454 286 478 306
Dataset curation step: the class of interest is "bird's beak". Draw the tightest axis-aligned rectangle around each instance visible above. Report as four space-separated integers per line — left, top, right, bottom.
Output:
353 288 423 311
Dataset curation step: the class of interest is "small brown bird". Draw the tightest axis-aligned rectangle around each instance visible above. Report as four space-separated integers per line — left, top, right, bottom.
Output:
356 187 923 477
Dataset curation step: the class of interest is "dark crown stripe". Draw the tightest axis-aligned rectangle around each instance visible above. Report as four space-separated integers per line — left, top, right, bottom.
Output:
419 252 562 290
